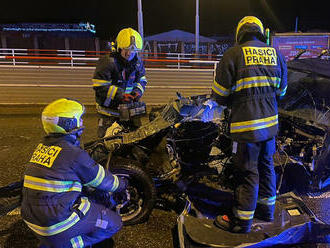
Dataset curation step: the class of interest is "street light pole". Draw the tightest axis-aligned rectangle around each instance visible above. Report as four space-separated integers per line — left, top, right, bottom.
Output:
195 0 199 54
137 0 144 41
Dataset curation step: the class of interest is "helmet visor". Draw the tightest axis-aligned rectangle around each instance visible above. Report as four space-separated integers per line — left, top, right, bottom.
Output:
42 98 85 134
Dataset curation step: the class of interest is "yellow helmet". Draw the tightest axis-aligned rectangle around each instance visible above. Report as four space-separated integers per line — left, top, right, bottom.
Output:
116 28 143 51
236 16 265 43
41 98 85 135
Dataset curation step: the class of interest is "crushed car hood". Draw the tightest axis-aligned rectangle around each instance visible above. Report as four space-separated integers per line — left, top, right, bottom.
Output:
279 58 330 128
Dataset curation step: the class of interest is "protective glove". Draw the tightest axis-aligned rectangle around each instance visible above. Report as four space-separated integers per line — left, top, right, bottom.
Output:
114 176 128 193
131 91 141 102
121 94 134 103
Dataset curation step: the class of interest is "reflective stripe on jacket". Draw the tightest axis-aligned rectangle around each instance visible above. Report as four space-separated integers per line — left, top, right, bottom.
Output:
212 40 287 142
21 135 119 236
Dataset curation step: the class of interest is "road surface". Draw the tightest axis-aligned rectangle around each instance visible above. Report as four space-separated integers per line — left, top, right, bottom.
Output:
0 66 214 105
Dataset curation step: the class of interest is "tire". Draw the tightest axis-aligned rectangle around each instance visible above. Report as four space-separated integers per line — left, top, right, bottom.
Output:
0 181 23 217
108 157 157 225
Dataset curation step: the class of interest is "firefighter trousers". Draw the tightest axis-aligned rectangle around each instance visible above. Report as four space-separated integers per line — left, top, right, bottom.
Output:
36 201 122 248
232 137 276 226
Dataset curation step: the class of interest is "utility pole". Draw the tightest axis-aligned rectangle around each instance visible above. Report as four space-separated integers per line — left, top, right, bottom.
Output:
137 0 144 41
195 0 199 54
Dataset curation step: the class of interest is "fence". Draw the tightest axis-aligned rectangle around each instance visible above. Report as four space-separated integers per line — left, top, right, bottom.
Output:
0 48 220 69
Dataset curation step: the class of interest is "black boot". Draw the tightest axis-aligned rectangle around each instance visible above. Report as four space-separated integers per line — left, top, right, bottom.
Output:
214 215 251 233
253 212 274 222
254 204 274 222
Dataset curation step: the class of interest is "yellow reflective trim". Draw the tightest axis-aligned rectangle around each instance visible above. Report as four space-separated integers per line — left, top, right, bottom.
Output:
106 86 112 98
212 80 230 96
231 115 278 127
213 80 229 92
137 83 144 93
112 86 118 99
71 236 84 248
110 175 119 192
92 79 112 87
233 207 255 220
70 236 84 248
235 76 280 92
24 196 91 237
24 175 82 193
104 86 118 107
107 86 118 100
237 209 254 215
83 164 105 187
235 82 271 92
92 79 109 83
230 115 278 133
24 212 80 236
125 87 133 94
77 236 84 248
140 76 147 82
236 76 266 85
78 197 91 215
277 85 287 96
71 238 78 248
258 196 276 205
231 121 277 133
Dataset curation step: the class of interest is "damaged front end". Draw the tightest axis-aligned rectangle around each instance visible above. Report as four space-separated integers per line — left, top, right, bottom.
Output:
276 57 330 193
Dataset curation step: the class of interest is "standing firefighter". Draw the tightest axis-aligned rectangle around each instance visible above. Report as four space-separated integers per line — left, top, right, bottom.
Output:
21 98 127 248
92 28 147 137
211 16 287 233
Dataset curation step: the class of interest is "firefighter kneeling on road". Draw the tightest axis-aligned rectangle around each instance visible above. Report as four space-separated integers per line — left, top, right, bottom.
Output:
211 16 287 233
92 27 147 138
21 98 128 248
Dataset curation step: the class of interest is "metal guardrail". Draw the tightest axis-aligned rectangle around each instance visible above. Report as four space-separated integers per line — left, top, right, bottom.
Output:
0 48 220 69
0 49 218 105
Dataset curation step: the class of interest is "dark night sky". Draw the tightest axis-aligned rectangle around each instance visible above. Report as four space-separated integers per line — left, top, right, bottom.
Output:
1 0 329 40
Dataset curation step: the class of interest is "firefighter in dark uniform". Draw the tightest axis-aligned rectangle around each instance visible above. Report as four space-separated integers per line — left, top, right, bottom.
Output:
92 28 147 137
21 98 127 248
211 16 287 233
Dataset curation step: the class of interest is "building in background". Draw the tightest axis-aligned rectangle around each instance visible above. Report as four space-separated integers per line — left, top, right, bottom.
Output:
0 22 109 51
1 25 235 56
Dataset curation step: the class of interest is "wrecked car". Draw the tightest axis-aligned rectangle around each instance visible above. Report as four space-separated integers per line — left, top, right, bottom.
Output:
75 56 330 225
0 57 329 247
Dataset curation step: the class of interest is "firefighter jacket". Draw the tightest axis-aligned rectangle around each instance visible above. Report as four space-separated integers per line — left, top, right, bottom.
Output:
92 52 147 117
21 134 120 237
212 39 287 142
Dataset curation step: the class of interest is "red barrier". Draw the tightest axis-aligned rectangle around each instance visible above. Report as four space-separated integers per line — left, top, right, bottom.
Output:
0 49 219 69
